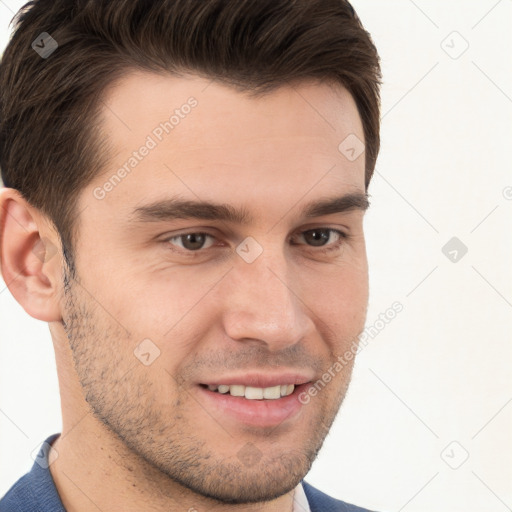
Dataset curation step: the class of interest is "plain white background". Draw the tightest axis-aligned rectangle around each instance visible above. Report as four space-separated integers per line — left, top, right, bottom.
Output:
1 1 511 511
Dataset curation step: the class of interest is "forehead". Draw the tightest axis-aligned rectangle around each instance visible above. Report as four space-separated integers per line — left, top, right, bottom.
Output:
101 70 362 133
90 71 365 217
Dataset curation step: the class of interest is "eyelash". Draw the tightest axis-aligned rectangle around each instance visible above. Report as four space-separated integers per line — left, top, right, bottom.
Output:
164 228 349 256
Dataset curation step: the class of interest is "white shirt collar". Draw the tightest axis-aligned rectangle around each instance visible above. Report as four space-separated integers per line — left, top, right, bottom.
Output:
292 482 311 512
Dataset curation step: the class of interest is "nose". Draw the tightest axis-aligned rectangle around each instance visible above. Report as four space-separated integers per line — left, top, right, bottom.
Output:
219 244 314 351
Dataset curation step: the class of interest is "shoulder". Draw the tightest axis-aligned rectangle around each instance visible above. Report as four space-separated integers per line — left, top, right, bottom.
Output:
0 472 35 512
302 480 381 512
0 434 65 512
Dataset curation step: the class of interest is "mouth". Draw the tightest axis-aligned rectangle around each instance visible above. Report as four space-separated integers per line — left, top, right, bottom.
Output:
196 375 313 427
199 383 296 400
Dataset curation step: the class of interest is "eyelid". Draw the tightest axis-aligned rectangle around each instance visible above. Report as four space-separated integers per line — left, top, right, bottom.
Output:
290 227 347 246
162 227 348 256
165 231 218 250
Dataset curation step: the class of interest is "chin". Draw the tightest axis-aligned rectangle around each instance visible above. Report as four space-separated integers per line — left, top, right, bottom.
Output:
187 464 306 504
160 450 313 505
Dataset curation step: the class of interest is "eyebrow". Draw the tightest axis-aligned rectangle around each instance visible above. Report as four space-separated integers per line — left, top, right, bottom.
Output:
130 192 369 224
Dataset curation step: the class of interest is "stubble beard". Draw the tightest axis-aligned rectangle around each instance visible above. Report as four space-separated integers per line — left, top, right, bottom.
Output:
60 265 353 504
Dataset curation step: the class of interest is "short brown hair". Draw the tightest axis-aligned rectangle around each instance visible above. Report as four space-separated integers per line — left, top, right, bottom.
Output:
0 0 381 271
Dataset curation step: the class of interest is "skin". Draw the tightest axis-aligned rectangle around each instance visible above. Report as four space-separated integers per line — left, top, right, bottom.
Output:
0 72 369 512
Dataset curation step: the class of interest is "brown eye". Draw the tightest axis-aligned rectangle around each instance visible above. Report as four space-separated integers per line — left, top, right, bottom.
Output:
302 228 333 246
167 232 215 251
290 228 348 254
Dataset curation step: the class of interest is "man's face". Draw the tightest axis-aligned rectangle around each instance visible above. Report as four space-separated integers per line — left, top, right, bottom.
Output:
60 72 369 503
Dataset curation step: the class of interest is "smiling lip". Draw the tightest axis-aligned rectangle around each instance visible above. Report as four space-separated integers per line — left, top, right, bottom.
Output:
196 371 314 427
200 371 313 388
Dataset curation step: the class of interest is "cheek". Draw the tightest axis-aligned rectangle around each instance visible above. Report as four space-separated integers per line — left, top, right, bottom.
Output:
299 267 368 360
302 260 368 319
95 262 221 332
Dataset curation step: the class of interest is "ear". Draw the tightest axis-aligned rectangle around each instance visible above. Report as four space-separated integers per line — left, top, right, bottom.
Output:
0 188 63 322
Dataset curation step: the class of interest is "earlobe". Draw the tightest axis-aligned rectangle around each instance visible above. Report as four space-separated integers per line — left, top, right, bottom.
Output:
0 188 63 322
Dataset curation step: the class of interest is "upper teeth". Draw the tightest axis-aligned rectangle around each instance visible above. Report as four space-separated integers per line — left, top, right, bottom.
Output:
207 384 295 399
